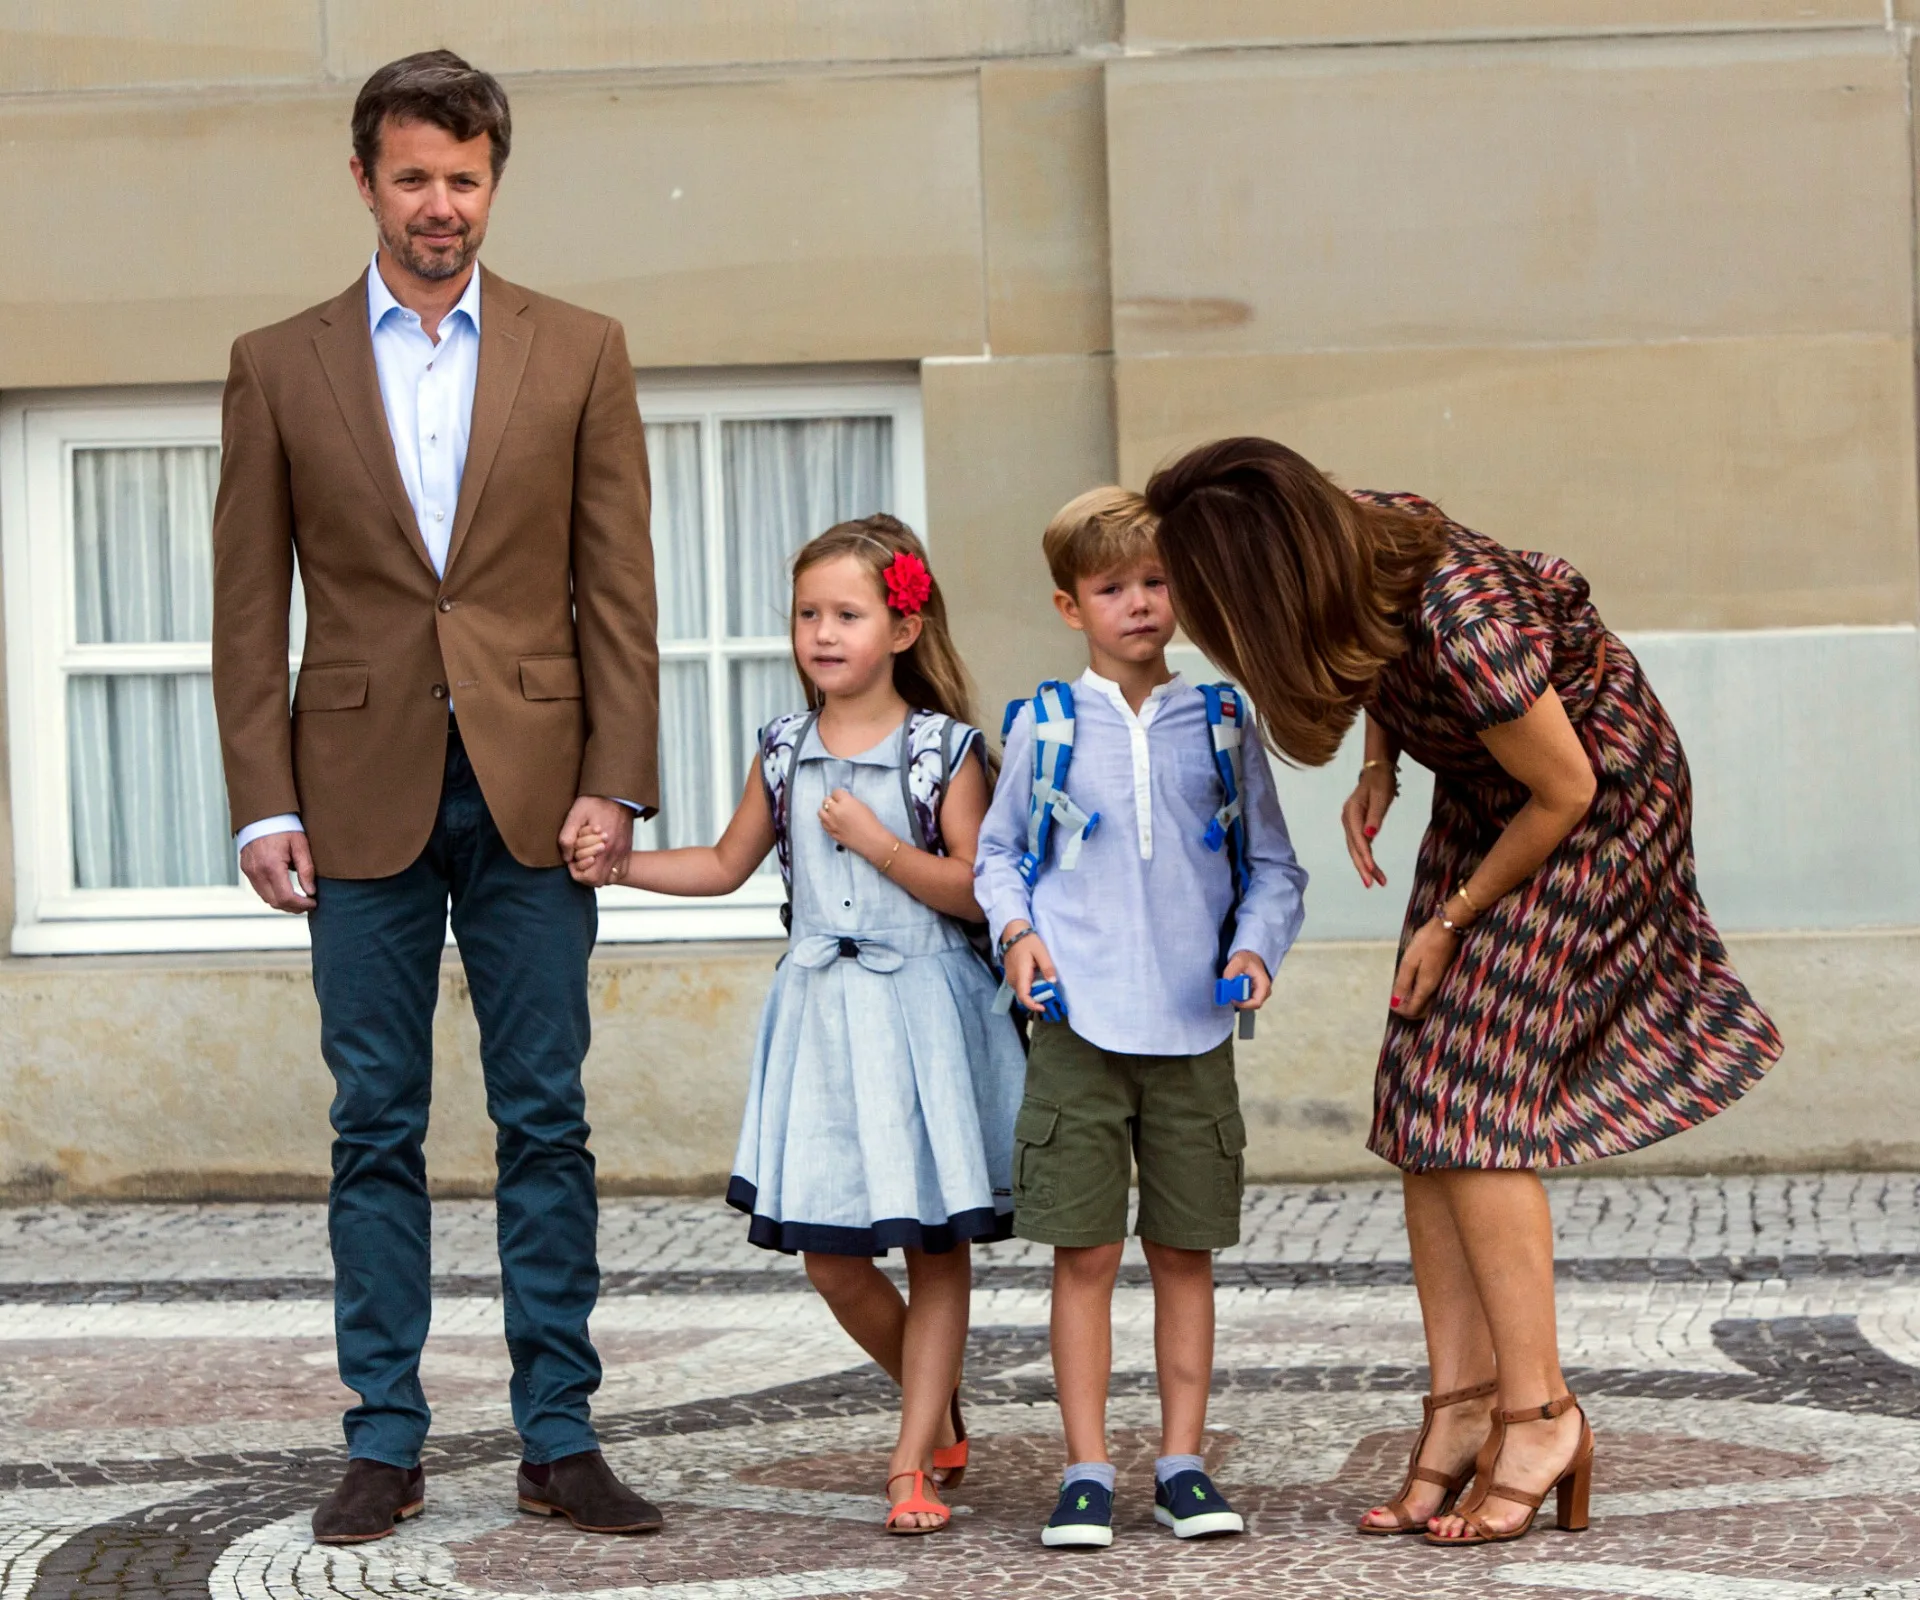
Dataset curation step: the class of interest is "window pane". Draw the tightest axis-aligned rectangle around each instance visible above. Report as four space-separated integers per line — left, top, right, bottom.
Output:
646 420 706 642
68 673 236 888
73 446 219 644
639 660 712 851
721 417 892 638
730 656 806 877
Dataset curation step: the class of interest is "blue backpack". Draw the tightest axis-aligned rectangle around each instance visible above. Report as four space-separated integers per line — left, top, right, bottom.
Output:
994 679 1255 1014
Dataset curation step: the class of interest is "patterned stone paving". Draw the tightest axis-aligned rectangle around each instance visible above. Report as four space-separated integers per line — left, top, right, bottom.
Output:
4 1175 1919 1599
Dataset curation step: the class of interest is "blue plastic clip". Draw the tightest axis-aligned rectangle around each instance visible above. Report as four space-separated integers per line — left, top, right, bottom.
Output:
1017 852 1042 887
1215 974 1254 1006
1202 817 1227 853
1028 978 1069 1024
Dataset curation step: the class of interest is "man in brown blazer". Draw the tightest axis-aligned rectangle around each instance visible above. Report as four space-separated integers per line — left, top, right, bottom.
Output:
212 52 663 1543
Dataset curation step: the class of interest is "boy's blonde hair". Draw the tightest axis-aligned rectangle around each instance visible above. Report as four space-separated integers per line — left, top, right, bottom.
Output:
1042 486 1158 595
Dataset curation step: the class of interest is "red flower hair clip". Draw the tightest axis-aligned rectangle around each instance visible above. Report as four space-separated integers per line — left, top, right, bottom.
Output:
883 551 933 615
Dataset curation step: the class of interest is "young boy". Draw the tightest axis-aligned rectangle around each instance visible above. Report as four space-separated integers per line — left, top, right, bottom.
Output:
975 487 1308 1548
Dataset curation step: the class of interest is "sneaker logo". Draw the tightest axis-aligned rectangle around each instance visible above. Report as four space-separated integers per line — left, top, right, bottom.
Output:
1076 1494 1090 1511
1192 1485 1208 1501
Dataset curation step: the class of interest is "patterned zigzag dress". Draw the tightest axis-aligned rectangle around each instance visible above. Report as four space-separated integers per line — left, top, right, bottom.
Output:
1356 492 1782 1171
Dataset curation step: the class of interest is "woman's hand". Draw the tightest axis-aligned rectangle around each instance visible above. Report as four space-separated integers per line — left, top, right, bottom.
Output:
819 788 896 866
1389 918 1458 1020
1341 764 1398 888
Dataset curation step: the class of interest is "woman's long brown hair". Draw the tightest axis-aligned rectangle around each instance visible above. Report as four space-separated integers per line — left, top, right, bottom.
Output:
789 514 986 742
1145 437 1448 767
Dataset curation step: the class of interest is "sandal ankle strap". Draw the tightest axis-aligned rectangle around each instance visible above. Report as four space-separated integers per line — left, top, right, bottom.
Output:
1496 1392 1579 1426
1424 1379 1499 1414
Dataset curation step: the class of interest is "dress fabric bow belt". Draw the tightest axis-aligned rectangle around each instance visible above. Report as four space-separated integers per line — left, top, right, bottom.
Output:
789 935 908 974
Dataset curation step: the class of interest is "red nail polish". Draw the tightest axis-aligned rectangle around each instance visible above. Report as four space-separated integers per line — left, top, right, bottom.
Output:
1365 826 1378 838
1390 996 1401 1008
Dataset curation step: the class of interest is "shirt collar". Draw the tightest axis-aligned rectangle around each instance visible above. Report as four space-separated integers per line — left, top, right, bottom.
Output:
366 253 482 337
799 717 905 768
1079 667 1184 727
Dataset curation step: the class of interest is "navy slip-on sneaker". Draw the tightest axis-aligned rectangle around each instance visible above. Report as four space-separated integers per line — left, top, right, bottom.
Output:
1153 1470 1245 1539
1040 1478 1114 1548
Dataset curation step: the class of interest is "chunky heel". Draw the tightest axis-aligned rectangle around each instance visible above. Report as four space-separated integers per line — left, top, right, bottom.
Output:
1555 1452 1592 1532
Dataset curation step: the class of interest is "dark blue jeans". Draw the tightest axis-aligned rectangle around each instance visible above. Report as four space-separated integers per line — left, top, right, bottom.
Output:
309 721 601 1468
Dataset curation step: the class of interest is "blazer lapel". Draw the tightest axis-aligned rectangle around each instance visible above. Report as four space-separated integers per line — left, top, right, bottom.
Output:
312 274 438 578
445 267 533 575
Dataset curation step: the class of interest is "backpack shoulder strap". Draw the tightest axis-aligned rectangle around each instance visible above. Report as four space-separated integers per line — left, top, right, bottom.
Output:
1198 683 1252 901
1018 680 1100 886
760 708 819 928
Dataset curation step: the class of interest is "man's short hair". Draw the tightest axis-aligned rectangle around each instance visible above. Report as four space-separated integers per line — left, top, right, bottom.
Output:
352 50 512 182
1043 486 1160 594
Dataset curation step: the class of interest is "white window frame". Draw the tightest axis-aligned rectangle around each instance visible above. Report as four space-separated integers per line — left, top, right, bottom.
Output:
600 367 925 944
3 370 924 955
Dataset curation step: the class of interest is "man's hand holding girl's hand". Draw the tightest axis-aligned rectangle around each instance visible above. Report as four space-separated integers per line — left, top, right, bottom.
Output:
999 921 1059 1015
1221 950 1272 1011
559 796 633 888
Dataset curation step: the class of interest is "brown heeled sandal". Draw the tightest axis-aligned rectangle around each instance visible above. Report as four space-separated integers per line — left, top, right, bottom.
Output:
1425 1392 1594 1547
1356 1378 1498 1535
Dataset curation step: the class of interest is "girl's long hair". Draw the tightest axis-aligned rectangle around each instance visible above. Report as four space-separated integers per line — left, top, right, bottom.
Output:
789 514 984 738
1145 437 1448 767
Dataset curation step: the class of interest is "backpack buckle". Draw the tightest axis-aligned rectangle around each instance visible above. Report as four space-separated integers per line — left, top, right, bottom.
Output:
1017 851 1042 887
1203 818 1227 853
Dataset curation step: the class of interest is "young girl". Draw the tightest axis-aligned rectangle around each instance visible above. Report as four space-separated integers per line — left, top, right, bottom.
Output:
577 514 1024 1535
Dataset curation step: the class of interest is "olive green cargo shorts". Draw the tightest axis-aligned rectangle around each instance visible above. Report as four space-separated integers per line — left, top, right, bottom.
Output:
1012 1021 1246 1251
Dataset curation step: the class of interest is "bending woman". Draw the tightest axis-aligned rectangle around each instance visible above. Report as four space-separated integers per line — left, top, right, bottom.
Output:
1147 438 1780 1548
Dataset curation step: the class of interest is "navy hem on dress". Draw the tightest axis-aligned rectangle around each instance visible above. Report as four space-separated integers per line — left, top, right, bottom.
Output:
725 1176 1013 1257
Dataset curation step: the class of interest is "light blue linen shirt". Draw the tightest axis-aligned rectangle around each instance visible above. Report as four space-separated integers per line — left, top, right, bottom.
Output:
975 669 1309 1057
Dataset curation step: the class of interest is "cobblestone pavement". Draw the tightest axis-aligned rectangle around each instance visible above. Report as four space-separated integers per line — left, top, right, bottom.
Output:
5 1174 1919 1599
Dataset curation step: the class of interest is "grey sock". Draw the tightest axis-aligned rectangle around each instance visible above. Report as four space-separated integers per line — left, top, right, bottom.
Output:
1064 1460 1117 1493
1155 1453 1206 1484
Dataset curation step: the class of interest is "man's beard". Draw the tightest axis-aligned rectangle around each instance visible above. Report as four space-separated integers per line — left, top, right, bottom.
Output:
381 216 482 282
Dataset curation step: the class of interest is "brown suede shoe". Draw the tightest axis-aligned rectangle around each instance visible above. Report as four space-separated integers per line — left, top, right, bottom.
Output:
517 1450 664 1534
312 1460 426 1544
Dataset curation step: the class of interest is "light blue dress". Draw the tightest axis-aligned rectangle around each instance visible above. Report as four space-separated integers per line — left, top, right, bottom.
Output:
727 719 1026 1255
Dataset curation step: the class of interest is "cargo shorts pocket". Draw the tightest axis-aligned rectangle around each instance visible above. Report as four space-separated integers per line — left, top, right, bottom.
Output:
1013 1098 1060 1213
1214 1109 1248 1218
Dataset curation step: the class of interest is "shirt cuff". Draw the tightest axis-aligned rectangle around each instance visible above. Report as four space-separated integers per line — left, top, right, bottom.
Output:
235 814 304 852
611 798 648 816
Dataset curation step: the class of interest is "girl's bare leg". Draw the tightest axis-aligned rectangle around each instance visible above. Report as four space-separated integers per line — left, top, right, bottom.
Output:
1358 1172 1498 1530
1427 1170 1583 1540
885 1244 973 1528
803 1252 960 1461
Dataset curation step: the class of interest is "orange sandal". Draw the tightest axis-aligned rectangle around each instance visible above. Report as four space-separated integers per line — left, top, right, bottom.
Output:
1426 1392 1594 1547
930 1388 969 1490
1356 1378 1497 1535
885 1470 951 1536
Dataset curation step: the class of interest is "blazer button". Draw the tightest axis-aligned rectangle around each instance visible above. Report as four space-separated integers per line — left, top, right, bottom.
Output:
431 684 447 700
438 598 454 613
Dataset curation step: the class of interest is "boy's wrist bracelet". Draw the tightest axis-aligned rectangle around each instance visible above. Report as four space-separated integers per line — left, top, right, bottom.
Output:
998 926 1037 960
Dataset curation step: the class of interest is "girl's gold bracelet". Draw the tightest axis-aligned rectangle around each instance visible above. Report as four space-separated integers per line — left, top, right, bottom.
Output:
878 839 903 876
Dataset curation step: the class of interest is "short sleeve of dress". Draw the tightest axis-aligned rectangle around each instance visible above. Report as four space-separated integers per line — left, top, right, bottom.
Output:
1432 616 1553 732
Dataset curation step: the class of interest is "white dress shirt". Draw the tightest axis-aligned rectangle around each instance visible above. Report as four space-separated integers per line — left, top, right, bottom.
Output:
975 669 1309 1056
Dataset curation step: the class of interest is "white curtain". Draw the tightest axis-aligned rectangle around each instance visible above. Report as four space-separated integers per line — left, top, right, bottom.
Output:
648 421 706 641
721 417 892 638
68 446 236 888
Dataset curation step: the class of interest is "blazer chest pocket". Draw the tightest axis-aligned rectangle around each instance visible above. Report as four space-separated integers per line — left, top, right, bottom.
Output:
292 662 368 712
520 654 583 701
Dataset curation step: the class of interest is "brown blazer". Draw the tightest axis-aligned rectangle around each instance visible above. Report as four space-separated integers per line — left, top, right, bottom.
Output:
211 267 658 879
